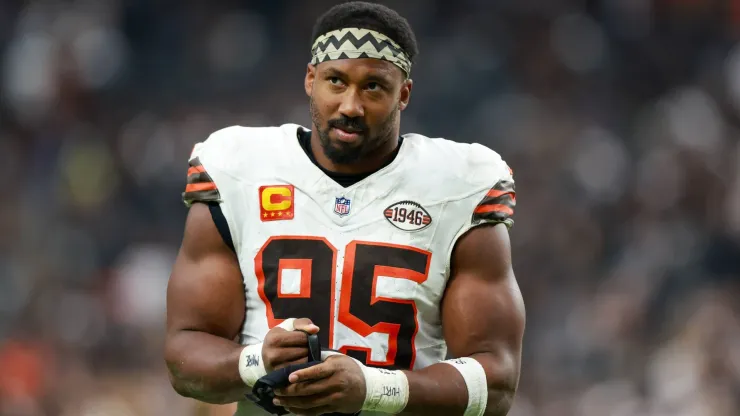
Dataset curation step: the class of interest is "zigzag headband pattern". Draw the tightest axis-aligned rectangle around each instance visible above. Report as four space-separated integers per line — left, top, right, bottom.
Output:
311 28 412 76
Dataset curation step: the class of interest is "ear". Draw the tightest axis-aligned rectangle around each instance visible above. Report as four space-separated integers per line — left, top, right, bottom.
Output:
305 64 316 97
399 78 413 111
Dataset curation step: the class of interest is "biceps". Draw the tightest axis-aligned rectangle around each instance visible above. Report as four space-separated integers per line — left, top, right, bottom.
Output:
441 270 525 358
166 203 245 340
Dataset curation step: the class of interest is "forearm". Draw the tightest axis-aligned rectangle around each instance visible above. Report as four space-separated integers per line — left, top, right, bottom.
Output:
165 330 248 404
400 354 516 416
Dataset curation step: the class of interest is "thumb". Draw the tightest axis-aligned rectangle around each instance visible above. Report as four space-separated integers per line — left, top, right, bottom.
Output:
293 317 319 334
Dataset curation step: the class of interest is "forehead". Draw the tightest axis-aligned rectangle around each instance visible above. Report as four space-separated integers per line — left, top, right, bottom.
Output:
316 58 403 81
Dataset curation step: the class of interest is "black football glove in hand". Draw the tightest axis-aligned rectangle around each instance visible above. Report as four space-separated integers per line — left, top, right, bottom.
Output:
248 331 360 416
251 360 320 415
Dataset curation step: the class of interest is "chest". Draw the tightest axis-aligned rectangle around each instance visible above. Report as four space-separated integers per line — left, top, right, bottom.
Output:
236 182 452 368
243 182 449 298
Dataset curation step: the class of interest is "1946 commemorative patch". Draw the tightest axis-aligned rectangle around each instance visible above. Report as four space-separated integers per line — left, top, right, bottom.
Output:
383 201 432 231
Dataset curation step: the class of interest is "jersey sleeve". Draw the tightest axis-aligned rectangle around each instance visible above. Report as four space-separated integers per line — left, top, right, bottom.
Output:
465 143 516 229
470 170 515 228
439 143 516 274
180 126 246 252
182 154 221 206
181 127 242 207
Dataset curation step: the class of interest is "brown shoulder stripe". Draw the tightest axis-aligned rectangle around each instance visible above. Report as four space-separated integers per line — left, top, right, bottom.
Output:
182 157 220 205
472 179 515 223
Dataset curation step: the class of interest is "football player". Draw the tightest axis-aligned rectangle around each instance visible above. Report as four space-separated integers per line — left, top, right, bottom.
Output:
165 2 525 415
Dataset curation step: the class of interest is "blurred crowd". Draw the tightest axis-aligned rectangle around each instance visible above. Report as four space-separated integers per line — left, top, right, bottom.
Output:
1 0 739 415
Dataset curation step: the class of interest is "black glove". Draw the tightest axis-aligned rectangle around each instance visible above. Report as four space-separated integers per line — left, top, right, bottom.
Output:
246 331 359 416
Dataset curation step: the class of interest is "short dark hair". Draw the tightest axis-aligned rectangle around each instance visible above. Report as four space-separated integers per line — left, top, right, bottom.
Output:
311 1 419 63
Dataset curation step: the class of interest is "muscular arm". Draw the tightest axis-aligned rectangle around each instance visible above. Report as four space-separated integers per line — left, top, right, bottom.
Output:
164 203 248 404
400 224 525 416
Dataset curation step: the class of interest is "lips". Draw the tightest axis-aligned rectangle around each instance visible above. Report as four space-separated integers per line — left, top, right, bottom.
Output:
334 126 363 134
332 127 363 142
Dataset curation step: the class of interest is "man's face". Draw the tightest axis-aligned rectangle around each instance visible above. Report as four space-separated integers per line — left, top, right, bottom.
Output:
306 58 412 165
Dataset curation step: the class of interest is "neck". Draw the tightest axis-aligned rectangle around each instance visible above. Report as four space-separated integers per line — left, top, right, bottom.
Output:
310 127 400 174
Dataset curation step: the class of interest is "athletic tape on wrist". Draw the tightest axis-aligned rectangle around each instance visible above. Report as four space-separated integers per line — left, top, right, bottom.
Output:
239 343 266 387
442 358 488 416
360 366 409 414
238 318 298 387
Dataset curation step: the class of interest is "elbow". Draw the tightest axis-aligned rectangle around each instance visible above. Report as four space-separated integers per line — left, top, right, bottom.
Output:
165 360 194 399
164 342 186 393
483 366 519 416
170 380 194 400
163 336 235 405
484 386 516 416
167 371 229 405
165 359 234 405
480 356 519 416
475 348 521 416
164 346 199 401
164 335 197 398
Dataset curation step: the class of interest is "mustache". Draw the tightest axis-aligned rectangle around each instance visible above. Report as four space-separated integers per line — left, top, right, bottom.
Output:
328 116 367 133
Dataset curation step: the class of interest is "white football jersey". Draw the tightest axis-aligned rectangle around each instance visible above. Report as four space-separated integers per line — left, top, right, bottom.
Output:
182 123 516 415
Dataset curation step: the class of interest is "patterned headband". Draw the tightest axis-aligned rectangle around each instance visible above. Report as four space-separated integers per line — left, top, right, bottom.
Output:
310 28 412 77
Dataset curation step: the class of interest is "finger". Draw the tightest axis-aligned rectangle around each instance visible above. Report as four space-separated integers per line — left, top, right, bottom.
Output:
275 346 309 359
292 318 319 334
269 350 311 370
275 376 338 397
289 361 336 383
273 331 312 347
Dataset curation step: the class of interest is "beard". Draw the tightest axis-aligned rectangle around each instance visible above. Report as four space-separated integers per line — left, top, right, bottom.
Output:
309 95 398 165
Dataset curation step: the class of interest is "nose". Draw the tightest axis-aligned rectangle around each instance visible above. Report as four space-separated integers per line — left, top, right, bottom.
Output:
338 89 364 119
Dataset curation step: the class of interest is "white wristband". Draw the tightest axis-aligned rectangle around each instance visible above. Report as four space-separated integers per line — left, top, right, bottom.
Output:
360 366 409 414
238 318 298 387
238 343 267 387
442 358 488 416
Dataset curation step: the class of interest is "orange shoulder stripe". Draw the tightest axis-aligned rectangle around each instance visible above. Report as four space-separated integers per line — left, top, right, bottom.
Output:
185 182 217 193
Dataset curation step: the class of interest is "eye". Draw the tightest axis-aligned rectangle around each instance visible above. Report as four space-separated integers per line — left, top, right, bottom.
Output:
328 76 343 86
366 82 381 91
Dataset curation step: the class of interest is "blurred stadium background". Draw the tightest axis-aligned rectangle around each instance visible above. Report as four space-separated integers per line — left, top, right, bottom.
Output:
1 0 740 415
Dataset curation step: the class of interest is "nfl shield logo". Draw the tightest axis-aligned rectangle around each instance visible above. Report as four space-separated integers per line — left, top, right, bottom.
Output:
334 197 351 217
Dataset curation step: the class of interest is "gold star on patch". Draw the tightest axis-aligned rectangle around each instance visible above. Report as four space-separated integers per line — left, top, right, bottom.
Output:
278 212 283 217
263 213 268 218
271 212 275 217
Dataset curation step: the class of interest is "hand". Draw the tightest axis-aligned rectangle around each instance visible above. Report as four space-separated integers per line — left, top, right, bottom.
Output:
273 355 366 416
262 318 319 372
